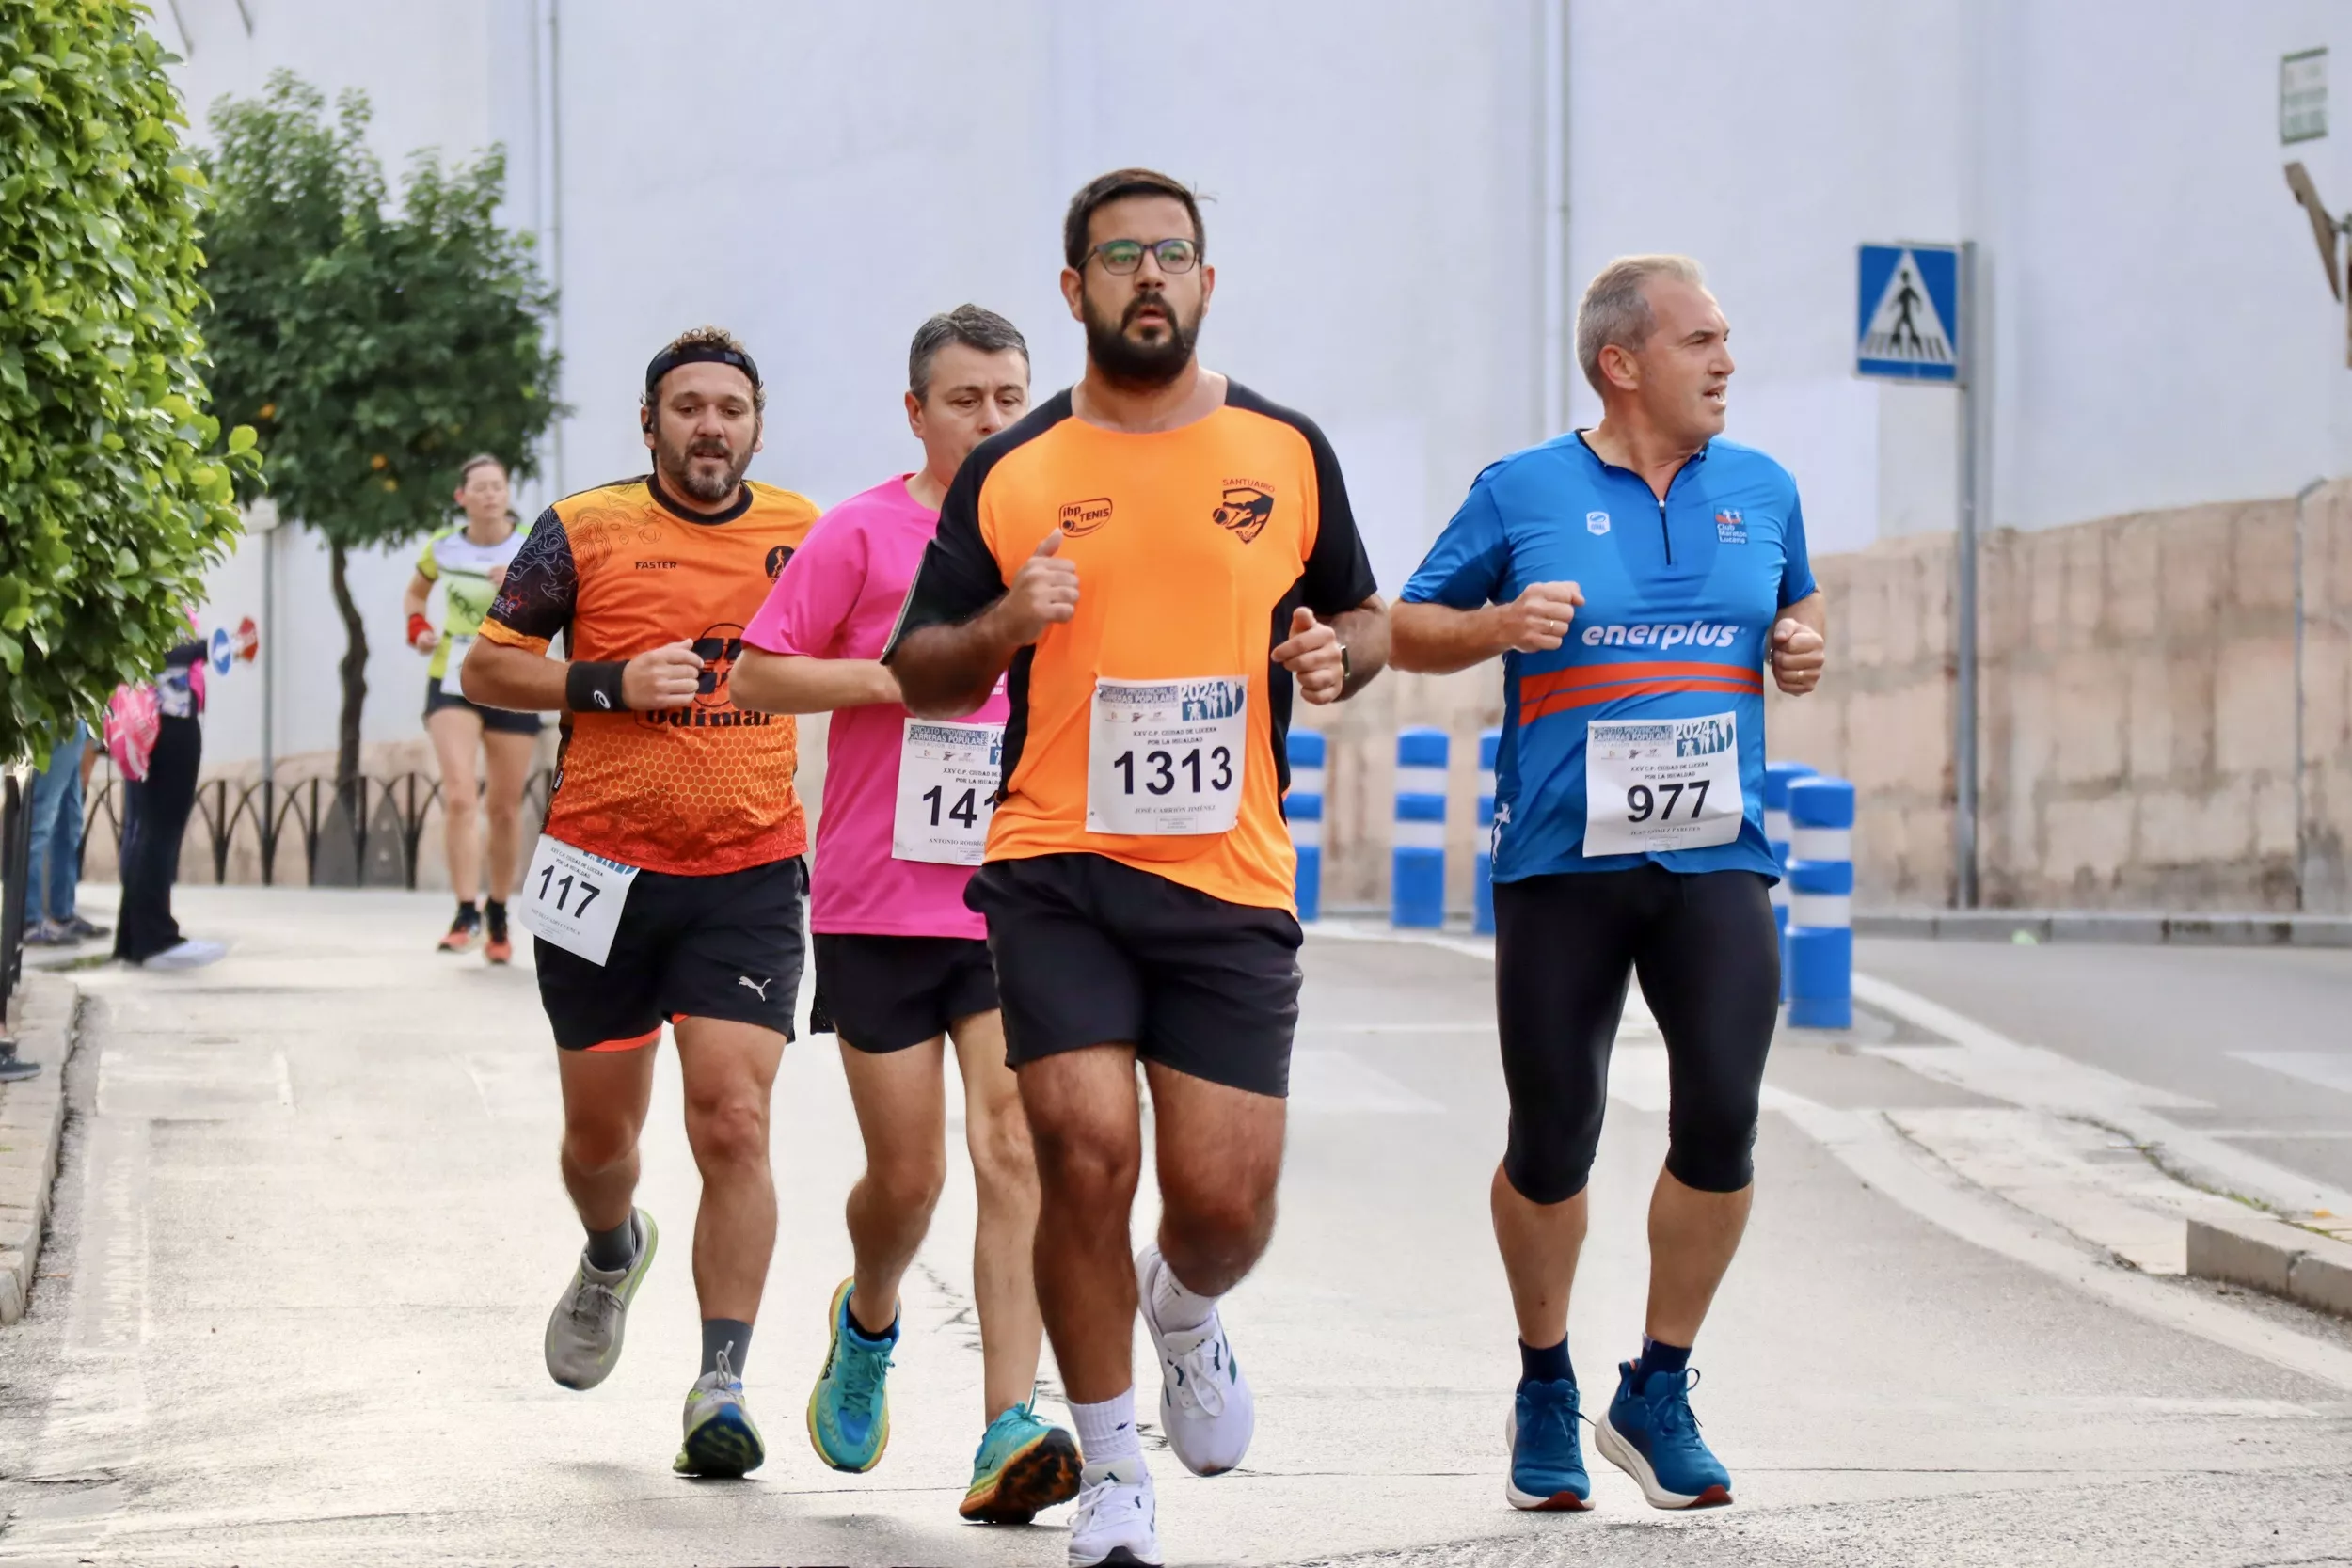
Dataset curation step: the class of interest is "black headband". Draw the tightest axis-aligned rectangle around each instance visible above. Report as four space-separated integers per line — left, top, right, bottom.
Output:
644 341 761 403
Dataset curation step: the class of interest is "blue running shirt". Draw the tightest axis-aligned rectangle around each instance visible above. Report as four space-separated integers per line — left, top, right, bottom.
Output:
1401 433 1816 882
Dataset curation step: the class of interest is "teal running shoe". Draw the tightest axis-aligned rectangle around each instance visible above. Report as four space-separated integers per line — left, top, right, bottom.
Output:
1595 1361 1732 1509
960 1400 1082 1523
1504 1377 1591 1511
675 1348 765 1478
806 1278 895 1472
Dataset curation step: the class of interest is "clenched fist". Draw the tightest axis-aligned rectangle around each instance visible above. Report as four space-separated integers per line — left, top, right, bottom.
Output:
1274 606 1347 704
1770 618 1826 695
623 640 706 710
1494 580 1585 653
995 530 1081 645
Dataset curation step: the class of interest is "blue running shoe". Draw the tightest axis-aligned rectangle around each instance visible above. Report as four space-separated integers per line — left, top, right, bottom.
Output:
675 1348 765 1478
806 1278 895 1472
1594 1361 1732 1509
960 1400 1083 1523
1504 1377 1590 1511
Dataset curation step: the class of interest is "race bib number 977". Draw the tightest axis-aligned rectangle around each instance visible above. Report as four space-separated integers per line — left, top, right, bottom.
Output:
1087 675 1248 836
1581 713 1745 856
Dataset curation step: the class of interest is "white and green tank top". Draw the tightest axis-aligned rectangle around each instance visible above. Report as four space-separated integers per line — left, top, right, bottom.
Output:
417 518 530 681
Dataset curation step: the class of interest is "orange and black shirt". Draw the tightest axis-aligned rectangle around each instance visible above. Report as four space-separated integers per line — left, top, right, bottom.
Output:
481 474 819 876
886 384 1377 913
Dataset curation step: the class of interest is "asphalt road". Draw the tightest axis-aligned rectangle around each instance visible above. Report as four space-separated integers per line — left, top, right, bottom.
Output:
1857 937 2352 1193
0 890 2348 1566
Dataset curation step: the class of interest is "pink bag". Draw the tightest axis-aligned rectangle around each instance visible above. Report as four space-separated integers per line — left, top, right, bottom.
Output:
103 683 161 782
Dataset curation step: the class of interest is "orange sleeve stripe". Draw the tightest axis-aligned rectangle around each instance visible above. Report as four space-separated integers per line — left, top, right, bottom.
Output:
1518 660 1762 702
477 619 548 656
583 1026 660 1053
1520 678 1766 726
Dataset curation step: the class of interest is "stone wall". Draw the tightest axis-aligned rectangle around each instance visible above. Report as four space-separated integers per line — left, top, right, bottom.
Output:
1309 480 2352 915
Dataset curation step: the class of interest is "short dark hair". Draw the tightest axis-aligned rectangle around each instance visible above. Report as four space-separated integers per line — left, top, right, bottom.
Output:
908 305 1029 400
1062 167 1206 270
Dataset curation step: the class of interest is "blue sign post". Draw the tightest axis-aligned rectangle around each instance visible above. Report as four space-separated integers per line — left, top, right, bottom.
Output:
1856 239 1979 910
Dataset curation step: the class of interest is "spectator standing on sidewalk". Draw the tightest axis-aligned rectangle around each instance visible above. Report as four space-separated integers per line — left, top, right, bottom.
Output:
20 720 109 947
111 616 226 971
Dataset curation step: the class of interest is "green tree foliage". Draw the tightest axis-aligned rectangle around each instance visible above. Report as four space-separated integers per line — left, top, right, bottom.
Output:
0 0 257 768
199 71 561 787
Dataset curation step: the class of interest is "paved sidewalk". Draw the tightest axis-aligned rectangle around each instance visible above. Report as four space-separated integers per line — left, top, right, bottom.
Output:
0 975 72 1326
0 888 2349 1565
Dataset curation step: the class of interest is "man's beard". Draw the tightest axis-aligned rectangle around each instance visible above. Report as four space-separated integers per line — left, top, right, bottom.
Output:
1083 290 1199 389
659 433 752 502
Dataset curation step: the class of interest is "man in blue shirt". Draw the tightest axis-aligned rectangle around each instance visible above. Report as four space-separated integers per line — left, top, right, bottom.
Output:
1392 255 1825 1516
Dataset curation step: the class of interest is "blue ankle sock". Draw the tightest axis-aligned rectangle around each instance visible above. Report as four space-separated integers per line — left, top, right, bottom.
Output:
1518 1337 1573 1388
1632 1338 1691 1389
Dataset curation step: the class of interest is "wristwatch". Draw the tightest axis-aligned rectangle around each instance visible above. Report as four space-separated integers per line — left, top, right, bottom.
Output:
1337 642 1353 683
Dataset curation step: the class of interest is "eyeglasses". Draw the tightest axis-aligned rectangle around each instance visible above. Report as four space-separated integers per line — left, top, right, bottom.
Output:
1089 237 1200 276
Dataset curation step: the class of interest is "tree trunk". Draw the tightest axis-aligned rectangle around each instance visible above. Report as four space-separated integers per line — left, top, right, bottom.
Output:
326 539 368 794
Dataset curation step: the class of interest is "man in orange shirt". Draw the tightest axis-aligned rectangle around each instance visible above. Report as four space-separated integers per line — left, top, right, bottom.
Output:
887 169 1391 1568
464 326 818 1481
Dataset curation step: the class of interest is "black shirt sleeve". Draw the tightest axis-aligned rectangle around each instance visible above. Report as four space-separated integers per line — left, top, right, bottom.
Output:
1226 384 1379 616
483 507 578 652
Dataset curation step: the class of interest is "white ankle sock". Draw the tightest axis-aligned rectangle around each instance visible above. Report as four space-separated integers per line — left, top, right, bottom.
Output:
1071 1388 1142 1469
1152 1256 1219 1333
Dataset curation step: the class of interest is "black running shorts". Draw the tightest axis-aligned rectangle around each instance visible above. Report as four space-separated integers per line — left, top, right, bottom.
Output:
812 933 999 1054
534 856 806 1052
1494 863 1779 1203
965 852 1302 1098
422 673 545 736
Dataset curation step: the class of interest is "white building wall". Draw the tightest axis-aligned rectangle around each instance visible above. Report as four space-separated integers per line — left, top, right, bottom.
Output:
161 0 1554 768
156 0 2352 772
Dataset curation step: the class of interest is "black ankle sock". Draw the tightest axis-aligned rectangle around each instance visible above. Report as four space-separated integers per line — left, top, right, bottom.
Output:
702 1318 753 1379
1518 1336 1574 1388
584 1213 637 1273
1632 1337 1691 1389
453 899 480 925
485 899 508 938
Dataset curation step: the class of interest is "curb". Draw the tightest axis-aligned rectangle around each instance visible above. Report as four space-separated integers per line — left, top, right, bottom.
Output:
0 974 77 1326
1856 910 2352 947
2186 1211 2352 1319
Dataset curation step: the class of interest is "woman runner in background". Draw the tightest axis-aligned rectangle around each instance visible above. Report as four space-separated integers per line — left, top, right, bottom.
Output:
402 454 543 962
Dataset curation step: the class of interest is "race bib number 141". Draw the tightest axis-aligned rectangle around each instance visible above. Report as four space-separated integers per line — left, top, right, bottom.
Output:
1581 712 1745 856
1087 675 1248 836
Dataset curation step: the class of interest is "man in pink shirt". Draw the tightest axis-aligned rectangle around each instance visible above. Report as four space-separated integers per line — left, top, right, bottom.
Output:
732 305 1078 1524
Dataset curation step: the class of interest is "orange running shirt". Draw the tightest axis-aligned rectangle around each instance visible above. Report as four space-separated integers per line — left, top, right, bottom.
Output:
480 474 819 876
886 384 1377 912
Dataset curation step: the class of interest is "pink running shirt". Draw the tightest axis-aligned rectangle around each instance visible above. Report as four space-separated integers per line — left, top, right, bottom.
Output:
742 476 1009 938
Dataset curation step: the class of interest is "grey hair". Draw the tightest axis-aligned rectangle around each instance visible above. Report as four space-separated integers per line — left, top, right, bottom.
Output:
909 304 1029 401
1576 255 1707 396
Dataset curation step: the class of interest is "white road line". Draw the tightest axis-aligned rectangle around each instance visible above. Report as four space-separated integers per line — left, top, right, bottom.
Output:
1854 974 2352 1219
2232 1051 2352 1099
1321 926 2352 1392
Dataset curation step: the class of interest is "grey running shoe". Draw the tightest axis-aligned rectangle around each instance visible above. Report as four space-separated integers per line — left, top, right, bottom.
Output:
140 938 227 970
675 1348 766 1477
544 1209 658 1390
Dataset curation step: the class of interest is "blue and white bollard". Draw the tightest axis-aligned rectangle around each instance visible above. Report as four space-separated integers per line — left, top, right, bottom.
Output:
1764 761 1818 1002
1473 727 1501 935
1287 730 1327 924
1391 726 1448 928
1786 775 1855 1029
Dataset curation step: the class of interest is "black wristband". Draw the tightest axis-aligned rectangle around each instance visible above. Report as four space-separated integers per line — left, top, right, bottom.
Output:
565 659 630 714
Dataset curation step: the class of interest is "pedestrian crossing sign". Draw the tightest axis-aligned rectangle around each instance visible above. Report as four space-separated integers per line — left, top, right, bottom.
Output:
1855 243 1962 383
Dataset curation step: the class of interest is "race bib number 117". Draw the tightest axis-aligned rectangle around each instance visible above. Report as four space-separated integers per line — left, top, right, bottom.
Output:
515 834 640 966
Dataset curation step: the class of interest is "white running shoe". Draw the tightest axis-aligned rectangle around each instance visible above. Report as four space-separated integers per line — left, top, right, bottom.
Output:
1066 1458 1161 1567
543 1210 658 1390
139 938 227 971
1136 1244 1255 1476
